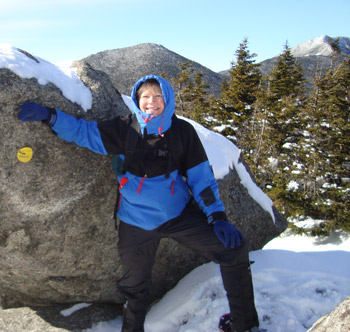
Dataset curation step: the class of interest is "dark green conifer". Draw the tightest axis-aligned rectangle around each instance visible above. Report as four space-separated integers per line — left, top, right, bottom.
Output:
172 61 194 117
190 71 211 127
305 55 350 233
254 43 307 217
215 38 261 147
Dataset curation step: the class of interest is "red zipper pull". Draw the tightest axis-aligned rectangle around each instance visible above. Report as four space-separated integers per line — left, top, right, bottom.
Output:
119 177 128 190
137 175 147 194
158 115 164 137
171 179 175 195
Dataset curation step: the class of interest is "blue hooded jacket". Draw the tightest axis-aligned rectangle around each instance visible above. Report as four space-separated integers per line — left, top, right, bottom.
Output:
50 75 226 230
131 75 175 135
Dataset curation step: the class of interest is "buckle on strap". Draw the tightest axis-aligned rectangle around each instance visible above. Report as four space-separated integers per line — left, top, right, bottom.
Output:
153 149 170 157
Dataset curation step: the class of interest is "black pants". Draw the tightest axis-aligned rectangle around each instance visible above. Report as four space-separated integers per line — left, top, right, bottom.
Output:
117 204 259 332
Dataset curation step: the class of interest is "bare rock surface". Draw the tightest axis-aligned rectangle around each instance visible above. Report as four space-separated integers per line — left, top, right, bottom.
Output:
0 303 121 332
306 297 350 332
217 157 286 250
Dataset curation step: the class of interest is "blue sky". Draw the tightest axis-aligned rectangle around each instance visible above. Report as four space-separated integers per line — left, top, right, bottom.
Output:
1 0 350 72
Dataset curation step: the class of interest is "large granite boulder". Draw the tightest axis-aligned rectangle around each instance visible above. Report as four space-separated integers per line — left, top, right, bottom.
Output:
306 297 350 332
0 47 287 308
217 157 286 250
0 303 120 332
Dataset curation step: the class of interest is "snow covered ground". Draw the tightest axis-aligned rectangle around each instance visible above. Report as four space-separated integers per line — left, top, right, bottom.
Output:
2 44 349 332
74 229 349 332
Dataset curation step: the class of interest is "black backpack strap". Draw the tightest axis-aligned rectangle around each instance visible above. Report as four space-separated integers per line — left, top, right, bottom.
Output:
165 114 185 177
122 113 141 174
112 114 140 225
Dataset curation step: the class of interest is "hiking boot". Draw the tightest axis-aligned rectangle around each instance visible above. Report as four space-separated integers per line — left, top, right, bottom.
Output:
219 313 244 332
218 313 263 332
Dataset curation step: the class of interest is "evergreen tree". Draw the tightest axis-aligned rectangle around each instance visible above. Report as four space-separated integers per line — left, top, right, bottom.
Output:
172 62 213 127
189 71 211 127
268 42 305 100
172 61 194 117
254 43 307 217
215 38 261 147
292 69 324 222
304 55 350 233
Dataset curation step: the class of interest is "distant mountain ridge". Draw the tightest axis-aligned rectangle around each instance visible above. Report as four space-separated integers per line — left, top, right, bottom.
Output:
81 35 349 96
219 35 349 89
257 35 349 90
290 34 350 57
82 43 224 96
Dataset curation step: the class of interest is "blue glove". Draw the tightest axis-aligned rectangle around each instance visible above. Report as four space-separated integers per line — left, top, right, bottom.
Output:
213 220 244 248
18 102 55 123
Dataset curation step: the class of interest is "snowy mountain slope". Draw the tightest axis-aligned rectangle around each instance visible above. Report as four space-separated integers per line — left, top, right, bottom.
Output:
220 34 350 80
290 34 350 57
255 34 350 89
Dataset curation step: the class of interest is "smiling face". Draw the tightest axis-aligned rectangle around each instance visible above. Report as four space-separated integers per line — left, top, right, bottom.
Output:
137 80 165 117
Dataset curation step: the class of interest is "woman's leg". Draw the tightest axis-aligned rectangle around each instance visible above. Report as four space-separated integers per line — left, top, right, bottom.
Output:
117 221 160 332
158 205 259 332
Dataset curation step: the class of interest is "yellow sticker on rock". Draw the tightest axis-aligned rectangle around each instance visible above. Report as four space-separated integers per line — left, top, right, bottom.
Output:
17 147 33 163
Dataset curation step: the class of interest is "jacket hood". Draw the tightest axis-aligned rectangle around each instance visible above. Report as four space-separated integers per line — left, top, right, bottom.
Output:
131 75 175 135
